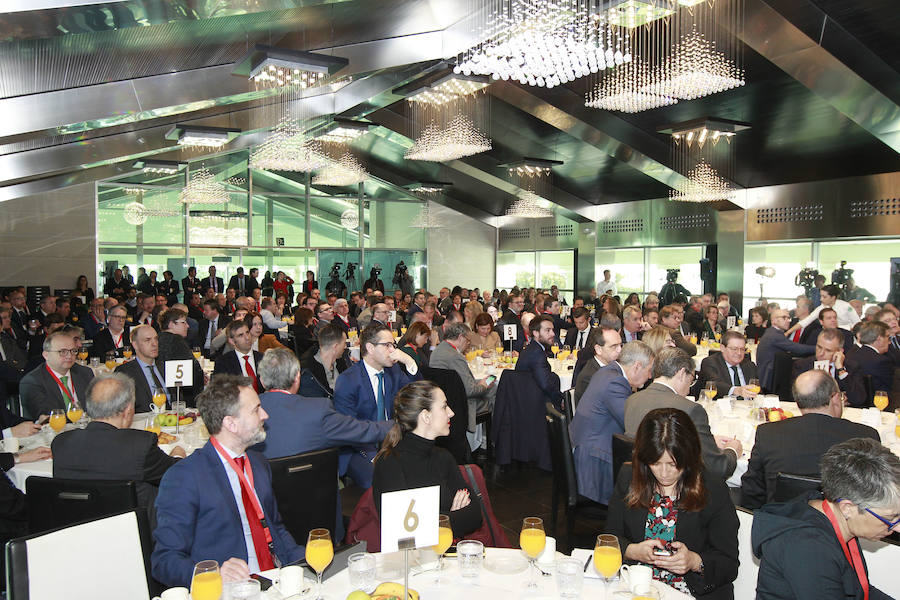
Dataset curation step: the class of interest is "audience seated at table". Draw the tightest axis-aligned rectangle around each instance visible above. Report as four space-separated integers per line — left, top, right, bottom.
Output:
398 321 431 368
607 407 739 599
114 324 170 413
157 307 204 404
740 369 879 509
20 331 94 420
699 330 759 400
291 307 317 358
875 309 900 366
798 306 855 352
844 321 894 407
199 299 230 358
640 326 677 357
572 340 655 505
245 311 287 354
372 380 482 538
756 309 816 392
563 306 594 352
213 321 265 393
0 308 28 385
752 437 899 599
299 324 350 399
744 306 768 343
90 304 129 359
701 305 723 341
514 315 565 408
497 293 526 353
792 328 857 395
572 326 623 404
660 306 697 357
626 348 742 482
153 374 305 586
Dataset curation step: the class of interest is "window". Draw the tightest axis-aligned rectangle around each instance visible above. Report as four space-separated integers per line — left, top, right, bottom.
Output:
648 246 703 297
595 248 644 296
743 242 814 309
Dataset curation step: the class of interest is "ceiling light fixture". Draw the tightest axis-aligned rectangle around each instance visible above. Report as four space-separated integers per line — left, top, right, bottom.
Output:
132 159 186 175
503 157 561 218
232 44 348 89
166 125 240 150
502 158 563 176
405 114 491 162
662 116 747 203
606 0 676 28
315 118 372 143
659 117 750 148
179 167 244 205
505 191 554 218
404 74 490 105
313 152 368 187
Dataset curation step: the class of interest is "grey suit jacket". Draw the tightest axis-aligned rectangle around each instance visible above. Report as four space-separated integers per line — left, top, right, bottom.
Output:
699 352 759 399
428 341 489 430
573 356 605 404
671 329 697 357
20 362 95 419
624 382 737 481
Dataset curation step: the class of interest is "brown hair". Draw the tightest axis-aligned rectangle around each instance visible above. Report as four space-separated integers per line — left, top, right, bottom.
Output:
374 381 439 462
399 321 430 348
294 307 314 327
473 312 494 330
625 408 707 512
159 307 187 330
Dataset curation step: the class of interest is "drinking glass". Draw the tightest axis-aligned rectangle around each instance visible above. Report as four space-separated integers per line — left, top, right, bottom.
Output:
306 528 333 599
122 346 133 360
192 347 202 360
631 587 660 600
225 579 259 600
593 534 622 598
76 349 89 363
190 560 222 600
48 409 66 433
700 332 709 347
745 378 760 395
152 388 167 412
90 356 100 368
66 405 83 426
704 381 717 401
104 351 117 371
874 390 889 411
556 557 585 600
432 514 453 584
347 553 376 593
457 540 484 579
520 517 546 589
550 344 560 357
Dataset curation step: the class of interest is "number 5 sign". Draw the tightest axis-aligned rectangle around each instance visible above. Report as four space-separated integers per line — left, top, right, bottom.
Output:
165 359 194 387
380 485 439 552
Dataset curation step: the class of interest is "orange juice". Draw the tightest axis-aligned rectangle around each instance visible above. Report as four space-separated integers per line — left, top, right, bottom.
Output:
190 570 223 600
77 350 88 362
895 424 900 439
192 351 202 360
145 421 161 435
122 349 133 360
49 413 66 432
306 538 334 573
104 359 116 370
152 393 167 410
550 345 560 356
520 528 546 559
874 394 889 411
745 385 760 395
66 407 83 423
593 545 622 578
433 526 453 555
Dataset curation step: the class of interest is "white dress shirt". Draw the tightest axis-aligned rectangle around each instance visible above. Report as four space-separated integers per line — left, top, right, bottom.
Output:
596 280 617 297
796 299 861 331
237 350 256 377
214 443 262 573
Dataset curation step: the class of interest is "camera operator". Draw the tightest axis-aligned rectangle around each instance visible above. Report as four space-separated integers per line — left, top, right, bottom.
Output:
325 263 348 299
392 261 414 298
363 267 384 293
659 269 690 308
843 277 876 304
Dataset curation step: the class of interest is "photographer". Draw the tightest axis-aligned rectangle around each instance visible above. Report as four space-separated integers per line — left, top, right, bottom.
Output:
325 264 348 299
392 261 414 298
363 267 384 293
659 269 691 308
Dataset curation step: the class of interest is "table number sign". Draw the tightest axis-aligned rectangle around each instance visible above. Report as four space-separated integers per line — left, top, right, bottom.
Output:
380 485 439 552
165 359 194 387
503 324 518 341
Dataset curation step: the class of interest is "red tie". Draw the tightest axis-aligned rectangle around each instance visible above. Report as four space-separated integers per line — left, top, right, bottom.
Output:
792 329 802 342
243 355 261 392
233 456 275 571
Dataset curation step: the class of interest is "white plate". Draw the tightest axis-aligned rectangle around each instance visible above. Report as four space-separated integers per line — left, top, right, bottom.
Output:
484 553 529 575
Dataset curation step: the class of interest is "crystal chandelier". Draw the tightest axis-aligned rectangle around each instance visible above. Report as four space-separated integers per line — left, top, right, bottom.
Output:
179 167 244 205
405 114 491 162
313 152 368 187
409 202 445 229
406 183 451 229
340 209 359 230
503 158 560 218
189 224 247 246
233 44 348 90
669 159 736 202
585 58 677 112
166 125 239 151
455 0 631 88
649 26 745 100
662 118 748 203
251 116 329 172
506 191 554 218
121 201 179 225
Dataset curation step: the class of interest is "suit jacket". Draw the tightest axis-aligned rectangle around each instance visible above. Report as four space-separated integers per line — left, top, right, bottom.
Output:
845 345 895 407
564 326 594 351
607 465 739 600
157 331 204 405
299 348 349 399
151 442 304 587
199 276 224 295
739 413 879 509
798 321 854 353
571 363 631 504
9 308 31 341
181 276 201 300
198 314 231 351
115 358 169 413
20 362 94 419
103 277 130 296
82 313 107 340
573 356 606 404
158 279 180 306
620 328 643 344
699 352 759 399
514 340 563 405
52 421 180 519
227 275 253 296
671 329 698 357
625 382 737 481
792 356 859 397
428 341 492 431
0 451 27 542
332 314 358 335
756 327 815 391
496 309 525 353
0 331 27 377
213 350 265 388
90 327 130 359
333 359 419 424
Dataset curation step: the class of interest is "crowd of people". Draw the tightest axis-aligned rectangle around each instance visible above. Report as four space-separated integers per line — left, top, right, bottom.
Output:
0 265 898 598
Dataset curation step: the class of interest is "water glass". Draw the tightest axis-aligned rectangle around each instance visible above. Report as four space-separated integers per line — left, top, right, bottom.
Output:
347 552 376 593
224 579 260 600
457 540 484 579
556 557 585 600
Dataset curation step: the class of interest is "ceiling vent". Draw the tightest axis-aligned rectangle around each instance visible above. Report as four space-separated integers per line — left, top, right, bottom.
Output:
500 227 531 240
659 214 712 230
849 198 900 217
755 205 824 224
539 224 574 238
601 218 644 234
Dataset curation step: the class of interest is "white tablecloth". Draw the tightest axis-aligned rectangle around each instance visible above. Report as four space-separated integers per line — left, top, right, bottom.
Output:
261 547 693 600
468 359 574 393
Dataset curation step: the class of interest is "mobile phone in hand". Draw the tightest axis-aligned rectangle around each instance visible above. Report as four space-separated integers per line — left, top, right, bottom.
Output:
652 542 674 556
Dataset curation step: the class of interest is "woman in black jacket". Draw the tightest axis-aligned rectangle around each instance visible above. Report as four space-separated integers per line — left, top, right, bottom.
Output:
372 381 482 537
606 408 739 599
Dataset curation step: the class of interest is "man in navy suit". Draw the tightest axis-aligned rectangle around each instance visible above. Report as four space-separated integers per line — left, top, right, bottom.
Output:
199 299 231 358
200 265 225 296
756 308 815 392
333 323 419 487
845 321 894 407
214 321 265 393
514 315 564 407
152 375 304 587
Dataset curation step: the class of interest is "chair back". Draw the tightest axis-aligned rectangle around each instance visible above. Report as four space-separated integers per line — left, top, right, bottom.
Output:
7 510 152 600
269 448 339 545
772 352 795 402
421 366 471 464
862 374 875 407
734 507 760 600
24 477 138 535
611 434 635 485
545 403 578 508
492 371 552 470
772 472 821 503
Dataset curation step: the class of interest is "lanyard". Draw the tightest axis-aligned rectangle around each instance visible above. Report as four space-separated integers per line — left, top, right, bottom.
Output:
114 331 124 348
209 437 279 562
822 501 869 600
45 365 75 411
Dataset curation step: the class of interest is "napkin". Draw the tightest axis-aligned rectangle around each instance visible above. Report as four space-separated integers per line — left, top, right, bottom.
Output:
570 548 621 581
860 408 882 429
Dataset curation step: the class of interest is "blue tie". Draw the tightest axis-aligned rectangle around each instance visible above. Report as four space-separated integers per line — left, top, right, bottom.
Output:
375 371 385 421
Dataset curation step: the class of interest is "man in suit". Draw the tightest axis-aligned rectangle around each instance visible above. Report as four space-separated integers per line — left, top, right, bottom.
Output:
7 290 30 345
181 266 200 303
798 307 854 352
133 293 157 329
625 348 742 482
0 308 28 381
515 315 564 407
199 299 231 358
20 330 94 419
845 321 894 407
756 309 815 392
683 296 704 336
740 369 880 509
52 374 185 523
214 321 265 393
152 375 305 587
200 266 224 296
228 267 252 296
82 297 108 340
331 298 357 335
573 326 623 404
498 293 526 353
114 325 170 413
621 305 647 343
876 309 900 366
660 305 697 356
405 292 426 324
571 340 655 504
699 330 760 399
793 328 858 397
91 304 130 359
299 324 350 399
563 307 594 352
333 323 419 488
103 269 130 296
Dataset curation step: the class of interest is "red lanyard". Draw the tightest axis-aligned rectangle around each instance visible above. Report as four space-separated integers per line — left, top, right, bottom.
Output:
822 501 869 600
45 365 75 410
114 332 123 347
209 437 274 548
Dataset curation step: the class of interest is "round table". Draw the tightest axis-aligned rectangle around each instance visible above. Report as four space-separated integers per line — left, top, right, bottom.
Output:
468 358 574 393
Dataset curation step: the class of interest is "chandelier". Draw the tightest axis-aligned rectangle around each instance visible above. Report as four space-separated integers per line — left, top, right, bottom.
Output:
661 117 748 202
233 44 348 89
251 116 329 172
668 159 736 202
506 191 554 218
313 152 368 187
406 182 451 229
455 0 631 88
648 26 745 100
503 158 560 218
166 125 240 151
179 167 244 205
121 201 179 226
405 114 491 162
340 209 359 230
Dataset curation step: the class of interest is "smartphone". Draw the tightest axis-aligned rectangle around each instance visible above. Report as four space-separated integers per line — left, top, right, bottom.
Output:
652 543 674 556
484 375 497 386
249 573 273 591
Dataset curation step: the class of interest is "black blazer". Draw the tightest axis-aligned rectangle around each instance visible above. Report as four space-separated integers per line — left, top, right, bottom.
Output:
792 355 860 397
0 452 26 542
199 276 224 295
573 356 604 404
564 326 594 351
699 352 759 399
115 358 168 413
739 413 879 510
845 345 894 406
20 362 94 418
213 350 264 388
227 275 254 296
798 321 854 353
198 314 230 350
607 465 739 600
158 279 180 305
298 346 348 398
90 327 130 359
157 331 204 405
181 276 201 299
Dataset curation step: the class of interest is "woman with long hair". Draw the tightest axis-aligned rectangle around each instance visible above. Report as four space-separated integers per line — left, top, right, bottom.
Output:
302 270 317 295
397 321 430 367
606 408 738 598
642 326 677 356
291 307 317 358
467 312 501 352
624 292 642 308
702 305 722 341
744 306 769 343
372 381 482 536
244 311 287 354
463 299 483 329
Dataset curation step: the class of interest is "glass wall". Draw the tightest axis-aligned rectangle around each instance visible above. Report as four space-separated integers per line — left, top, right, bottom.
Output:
648 247 703 298
497 251 574 302
818 239 900 302
595 246 703 299
595 248 644 296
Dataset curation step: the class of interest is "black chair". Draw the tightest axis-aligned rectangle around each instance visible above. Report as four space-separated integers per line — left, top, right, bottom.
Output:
770 352 795 401
492 371 552 470
475 411 492 460
562 390 575 423
862 373 875 408
24 477 138 535
772 472 821 503
611 434 635 485
421 366 471 464
269 448 339 544
7 509 154 600
545 403 606 552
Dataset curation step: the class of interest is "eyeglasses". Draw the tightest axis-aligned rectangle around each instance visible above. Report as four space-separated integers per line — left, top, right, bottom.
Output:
835 498 900 529
174 320 188 326
50 348 79 357
373 341 397 349
109 314 127 320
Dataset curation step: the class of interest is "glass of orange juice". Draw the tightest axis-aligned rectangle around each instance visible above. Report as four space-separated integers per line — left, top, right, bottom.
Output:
307 528 334 600
152 389 167 413
66 405 84 426
520 517 546 589
190 560 222 600
874 390 889 411
593 534 622 595
433 514 453 584
104 351 117 371
76 349 88 364
48 409 66 434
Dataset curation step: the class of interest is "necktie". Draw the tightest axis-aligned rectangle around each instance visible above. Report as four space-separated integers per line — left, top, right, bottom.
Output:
731 366 741 388
145 363 168 403
239 278 244 292
375 371 385 420
5 327 15 340
59 375 75 410
792 329 802 342
243 355 260 392
205 319 215 348
232 456 275 571
892 336 899 351
576 331 584 349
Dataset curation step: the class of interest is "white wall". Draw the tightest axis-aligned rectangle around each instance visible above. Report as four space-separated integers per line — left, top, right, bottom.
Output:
426 202 496 291
0 183 97 292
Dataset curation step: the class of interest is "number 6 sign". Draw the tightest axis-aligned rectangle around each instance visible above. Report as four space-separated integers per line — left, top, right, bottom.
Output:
380 485 439 552
165 359 194 387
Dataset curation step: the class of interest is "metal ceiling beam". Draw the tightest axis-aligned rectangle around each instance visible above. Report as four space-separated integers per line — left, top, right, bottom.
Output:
738 0 900 153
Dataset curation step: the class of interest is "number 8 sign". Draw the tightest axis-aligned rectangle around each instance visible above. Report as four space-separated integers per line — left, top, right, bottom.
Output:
380 485 439 552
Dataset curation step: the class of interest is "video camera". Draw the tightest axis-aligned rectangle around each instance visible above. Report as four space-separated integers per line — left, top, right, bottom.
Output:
344 262 357 281
794 267 819 290
832 261 854 286
395 261 408 275
666 268 680 283
329 263 342 279
372 266 382 276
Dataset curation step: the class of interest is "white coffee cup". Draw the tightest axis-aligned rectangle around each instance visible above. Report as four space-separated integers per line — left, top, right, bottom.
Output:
537 535 556 565
153 587 189 600
276 565 305 596
0 438 19 453
620 564 653 593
